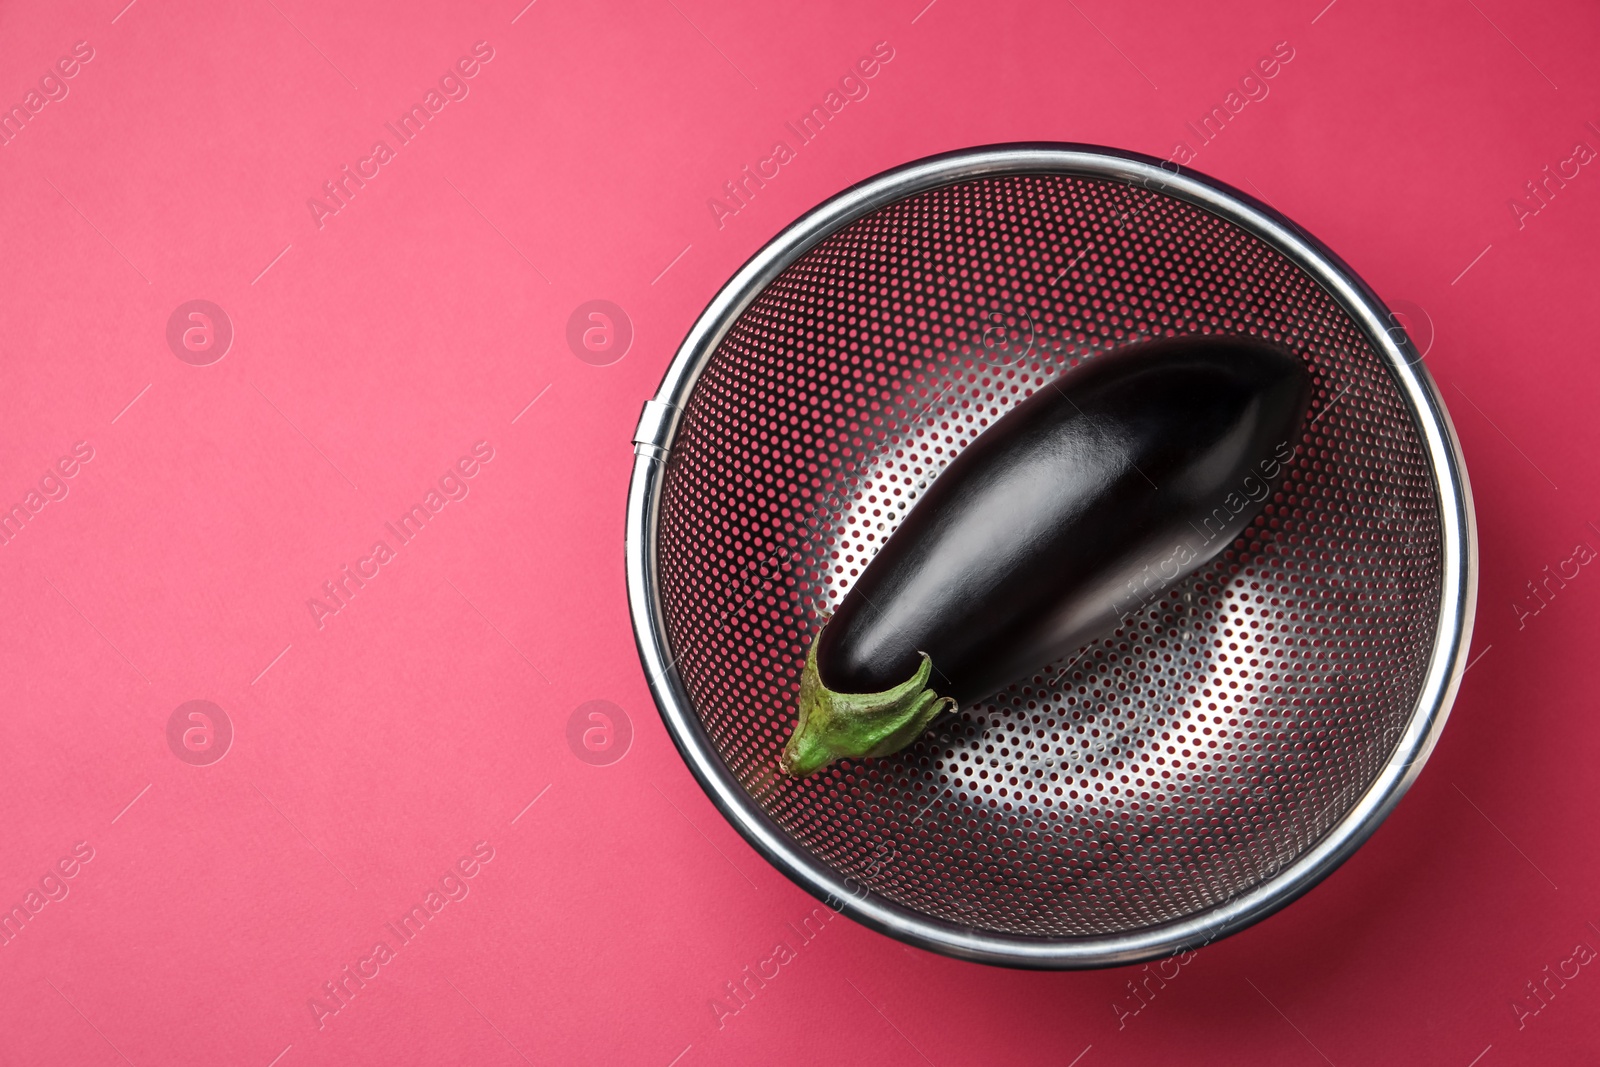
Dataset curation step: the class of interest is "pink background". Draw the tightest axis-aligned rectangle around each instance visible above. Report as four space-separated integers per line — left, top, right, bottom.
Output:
0 0 1596 1064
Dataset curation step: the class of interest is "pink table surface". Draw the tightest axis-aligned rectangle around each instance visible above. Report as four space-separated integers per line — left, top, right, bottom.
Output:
1 0 1597 1064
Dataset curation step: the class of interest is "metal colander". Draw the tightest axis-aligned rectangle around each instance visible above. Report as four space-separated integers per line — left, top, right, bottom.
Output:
626 144 1476 968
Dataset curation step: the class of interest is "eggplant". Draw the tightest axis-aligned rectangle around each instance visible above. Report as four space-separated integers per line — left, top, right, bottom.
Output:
779 335 1311 777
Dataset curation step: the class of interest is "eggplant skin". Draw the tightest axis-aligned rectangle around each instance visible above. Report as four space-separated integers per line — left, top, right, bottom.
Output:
780 335 1309 777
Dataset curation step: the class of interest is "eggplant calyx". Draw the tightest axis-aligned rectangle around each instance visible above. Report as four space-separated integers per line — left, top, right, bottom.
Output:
779 631 955 778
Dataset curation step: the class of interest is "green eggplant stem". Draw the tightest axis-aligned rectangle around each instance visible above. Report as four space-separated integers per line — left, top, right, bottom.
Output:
779 630 955 778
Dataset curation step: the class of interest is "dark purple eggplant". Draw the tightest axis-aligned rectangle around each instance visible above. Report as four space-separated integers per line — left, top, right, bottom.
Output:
779 335 1310 777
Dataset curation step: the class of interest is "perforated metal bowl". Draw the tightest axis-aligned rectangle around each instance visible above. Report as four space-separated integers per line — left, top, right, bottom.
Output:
626 144 1476 968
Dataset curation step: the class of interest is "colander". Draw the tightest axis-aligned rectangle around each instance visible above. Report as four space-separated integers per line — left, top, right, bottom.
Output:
626 144 1476 968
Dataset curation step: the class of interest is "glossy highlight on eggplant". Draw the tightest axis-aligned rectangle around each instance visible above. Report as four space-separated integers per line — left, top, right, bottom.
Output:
779 335 1311 778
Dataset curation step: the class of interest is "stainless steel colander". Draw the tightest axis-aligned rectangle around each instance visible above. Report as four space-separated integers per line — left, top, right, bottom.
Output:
626 144 1476 968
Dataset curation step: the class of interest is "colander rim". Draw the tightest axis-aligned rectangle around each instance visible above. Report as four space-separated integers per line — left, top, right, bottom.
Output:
625 142 1477 969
